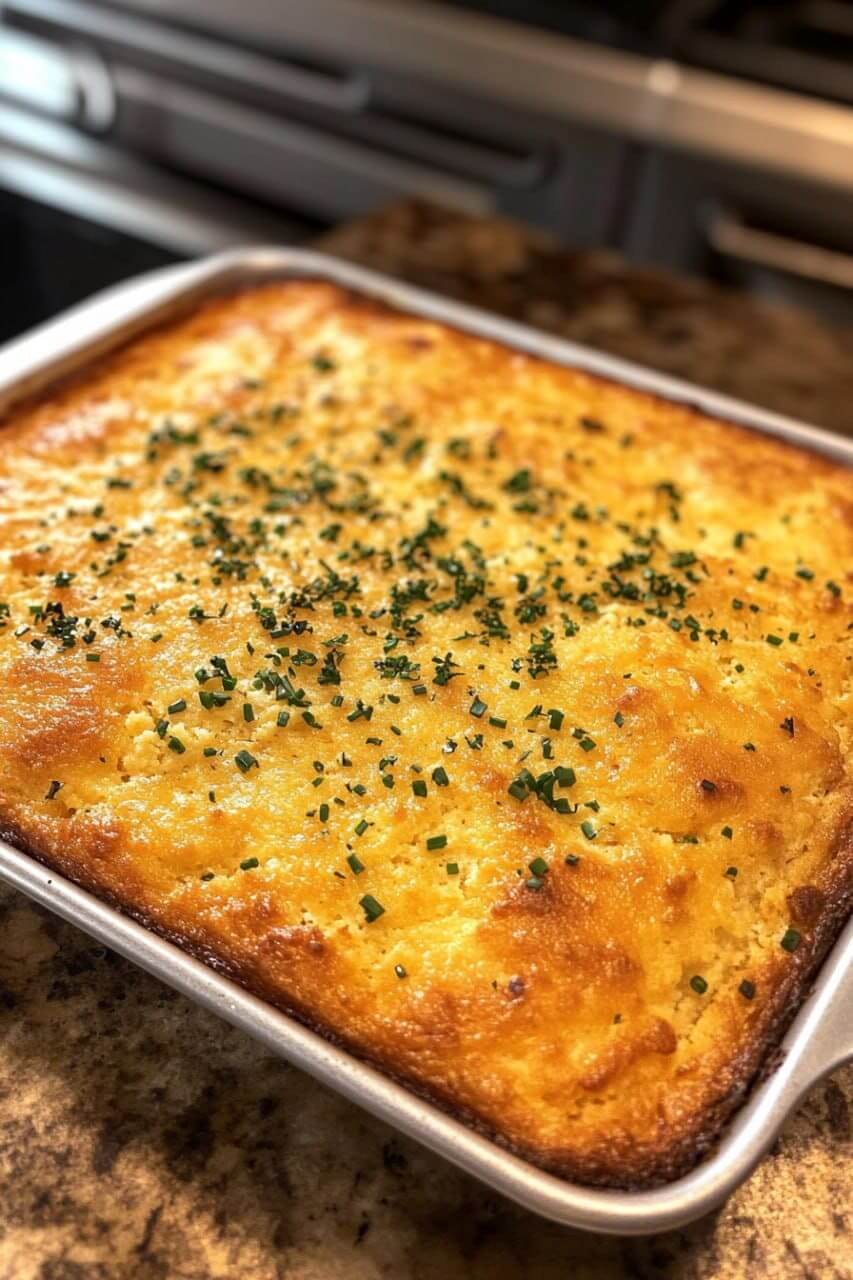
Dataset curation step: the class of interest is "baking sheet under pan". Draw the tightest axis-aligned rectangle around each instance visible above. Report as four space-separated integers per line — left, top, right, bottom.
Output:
0 247 850 1236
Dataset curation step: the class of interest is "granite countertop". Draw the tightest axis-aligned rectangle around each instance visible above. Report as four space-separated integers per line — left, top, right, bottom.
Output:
0 202 850 1280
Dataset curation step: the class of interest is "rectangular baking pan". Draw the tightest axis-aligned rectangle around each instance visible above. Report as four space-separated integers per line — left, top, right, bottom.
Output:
0 247 850 1235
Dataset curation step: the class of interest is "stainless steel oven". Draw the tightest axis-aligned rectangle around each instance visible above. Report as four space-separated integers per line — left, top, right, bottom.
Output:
2 0 853 331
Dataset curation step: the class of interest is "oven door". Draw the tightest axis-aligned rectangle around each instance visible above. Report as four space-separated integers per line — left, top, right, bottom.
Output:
623 140 853 327
0 186 186 344
0 27 316 340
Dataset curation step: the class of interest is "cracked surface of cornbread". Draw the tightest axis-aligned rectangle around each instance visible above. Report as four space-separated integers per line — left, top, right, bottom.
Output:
0 279 850 1186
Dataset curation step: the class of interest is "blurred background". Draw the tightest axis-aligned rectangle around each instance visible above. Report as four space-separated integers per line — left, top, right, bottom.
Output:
2 0 853 343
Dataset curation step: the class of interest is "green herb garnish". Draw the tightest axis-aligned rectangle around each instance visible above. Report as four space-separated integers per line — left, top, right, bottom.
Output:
359 894 385 923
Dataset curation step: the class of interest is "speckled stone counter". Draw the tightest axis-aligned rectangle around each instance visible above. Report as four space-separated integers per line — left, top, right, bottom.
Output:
0 203 850 1280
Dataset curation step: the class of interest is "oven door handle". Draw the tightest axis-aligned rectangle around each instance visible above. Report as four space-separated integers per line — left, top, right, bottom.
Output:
5 0 371 114
706 208 853 292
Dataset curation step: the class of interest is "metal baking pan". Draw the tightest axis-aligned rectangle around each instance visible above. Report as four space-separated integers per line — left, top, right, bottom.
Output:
0 247 850 1235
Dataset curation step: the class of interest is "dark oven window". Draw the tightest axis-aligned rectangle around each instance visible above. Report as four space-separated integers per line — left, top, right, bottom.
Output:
0 189 184 343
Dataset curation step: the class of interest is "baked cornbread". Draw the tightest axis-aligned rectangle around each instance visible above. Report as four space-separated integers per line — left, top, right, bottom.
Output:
0 280 850 1188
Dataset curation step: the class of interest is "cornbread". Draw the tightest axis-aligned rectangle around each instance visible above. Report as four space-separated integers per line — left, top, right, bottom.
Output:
0 280 850 1187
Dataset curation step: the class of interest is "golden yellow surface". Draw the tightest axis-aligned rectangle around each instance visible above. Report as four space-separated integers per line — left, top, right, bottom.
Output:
0 281 850 1185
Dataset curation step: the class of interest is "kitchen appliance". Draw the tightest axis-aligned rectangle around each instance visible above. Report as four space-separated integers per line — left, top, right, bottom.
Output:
0 245 850 1232
2 0 853 330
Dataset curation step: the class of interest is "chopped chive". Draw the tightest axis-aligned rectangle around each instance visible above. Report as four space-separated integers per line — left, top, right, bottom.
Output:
725 865 738 878
580 820 597 840
469 697 487 718
359 894 385 923
394 964 407 979
354 819 369 837
243 702 255 722
168 736 185 754
168 699 187 715
613 711 624 727
525 875 545 891
766 634 783 647
234 749 258 773
240 857 259 871
689 975 708 995
738 979 756 1000
86 652 101 662
578 736 596 752
781 928 801 953
528 856 548 876
564 853 580 866
412 779 428 798
45 780 63 801
319 803 330 823
277 710 290 727
446 862 459 875
200 872 215 881
721 826 733 840
203 746 217 757
548 709 564 731
346 852 365 875
554 766 576 788
432 766 449 787
426 834 447 851
489 716 507 729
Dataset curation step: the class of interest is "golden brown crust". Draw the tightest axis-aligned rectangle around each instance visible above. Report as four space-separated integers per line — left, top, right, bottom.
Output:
0 280 850 1187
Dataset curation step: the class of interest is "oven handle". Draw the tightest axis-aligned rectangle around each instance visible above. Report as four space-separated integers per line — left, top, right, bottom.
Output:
4 0 371 114
706 207 853 292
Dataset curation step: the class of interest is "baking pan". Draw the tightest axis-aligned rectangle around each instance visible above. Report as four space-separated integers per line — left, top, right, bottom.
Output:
0 247 850 1235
